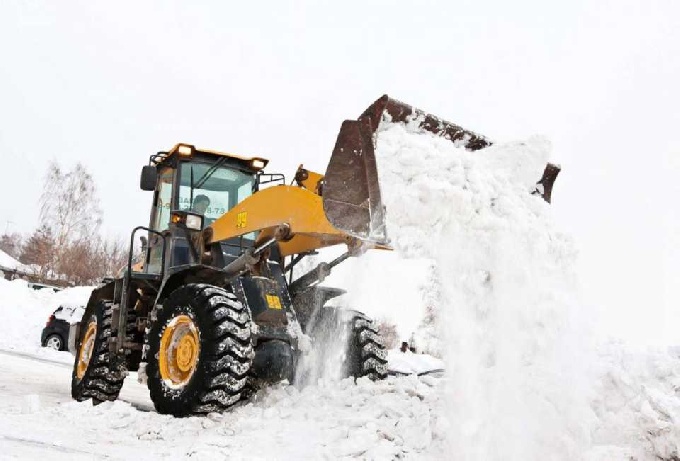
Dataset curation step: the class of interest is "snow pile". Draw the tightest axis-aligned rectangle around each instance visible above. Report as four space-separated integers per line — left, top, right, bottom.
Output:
0 249 26 271
332 121 680 459
370 124 594 458
588 344 680 460
0 278 92 358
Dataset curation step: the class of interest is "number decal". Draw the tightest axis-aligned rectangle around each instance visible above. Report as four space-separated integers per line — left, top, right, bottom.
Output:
266 294 282 310
237 211 247 228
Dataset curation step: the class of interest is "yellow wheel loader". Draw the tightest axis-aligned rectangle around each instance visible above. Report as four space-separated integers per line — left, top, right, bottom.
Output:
70 95 559 416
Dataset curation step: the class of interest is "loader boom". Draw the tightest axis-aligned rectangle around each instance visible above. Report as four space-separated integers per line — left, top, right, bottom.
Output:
207 184 365 257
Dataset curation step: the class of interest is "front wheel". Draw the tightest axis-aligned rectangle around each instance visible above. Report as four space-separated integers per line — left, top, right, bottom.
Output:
71 301 126 403
44 333 64 351
145 284 254 416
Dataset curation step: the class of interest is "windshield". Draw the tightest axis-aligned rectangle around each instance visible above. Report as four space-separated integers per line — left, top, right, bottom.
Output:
179 160 255 227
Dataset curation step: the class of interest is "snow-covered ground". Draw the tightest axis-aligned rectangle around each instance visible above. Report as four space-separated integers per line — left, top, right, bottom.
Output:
0 121 679 459
0 351 443 460
0 278 92 362
0 279 443 459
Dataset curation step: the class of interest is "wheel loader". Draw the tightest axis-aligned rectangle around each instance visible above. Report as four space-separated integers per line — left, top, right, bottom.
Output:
70 95 559 416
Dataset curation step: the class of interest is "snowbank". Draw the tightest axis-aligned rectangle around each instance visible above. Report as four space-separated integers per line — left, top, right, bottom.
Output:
0 248 26 271
372 124 595 458
0 278 92 360
587 344 680 460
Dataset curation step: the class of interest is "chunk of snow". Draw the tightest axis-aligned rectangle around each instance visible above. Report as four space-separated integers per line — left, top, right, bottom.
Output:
387 349 444 375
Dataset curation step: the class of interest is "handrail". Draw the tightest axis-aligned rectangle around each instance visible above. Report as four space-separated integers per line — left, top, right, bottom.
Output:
116 226 167 353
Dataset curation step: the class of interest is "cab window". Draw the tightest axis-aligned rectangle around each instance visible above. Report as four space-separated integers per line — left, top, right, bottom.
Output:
178 161 255 228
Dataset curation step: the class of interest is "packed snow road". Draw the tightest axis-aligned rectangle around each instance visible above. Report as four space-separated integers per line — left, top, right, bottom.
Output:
0 349 444 460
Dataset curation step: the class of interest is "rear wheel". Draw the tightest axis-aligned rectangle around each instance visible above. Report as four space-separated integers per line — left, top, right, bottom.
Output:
302 308 387 382
146 284 254 416
71 301 126 403
346 316 388 380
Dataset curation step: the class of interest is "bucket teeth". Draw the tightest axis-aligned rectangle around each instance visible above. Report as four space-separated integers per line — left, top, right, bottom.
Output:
534 163 561 204
359 94 491 151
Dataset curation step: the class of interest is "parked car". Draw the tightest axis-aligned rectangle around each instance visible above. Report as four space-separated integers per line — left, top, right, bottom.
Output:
41 304 84 351
28 282 63 293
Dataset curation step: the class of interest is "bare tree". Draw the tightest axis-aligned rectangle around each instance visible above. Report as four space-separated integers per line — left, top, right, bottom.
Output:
0 232 23 260
37 161 103 278
55 236 129 285
98 237 128 279
39 161 103 250
20 224 55 279
17 162 129 286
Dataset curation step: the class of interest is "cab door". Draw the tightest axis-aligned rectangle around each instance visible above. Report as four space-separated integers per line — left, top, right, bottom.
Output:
146 166 176 274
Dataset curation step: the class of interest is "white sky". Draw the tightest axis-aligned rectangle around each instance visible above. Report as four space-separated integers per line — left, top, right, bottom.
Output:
1 1 678 344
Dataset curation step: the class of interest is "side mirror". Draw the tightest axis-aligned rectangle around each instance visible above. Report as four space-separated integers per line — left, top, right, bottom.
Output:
140 165 157 191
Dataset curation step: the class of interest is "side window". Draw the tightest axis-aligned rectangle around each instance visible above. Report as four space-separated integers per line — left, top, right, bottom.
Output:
153 168 174 231
237 181 252 203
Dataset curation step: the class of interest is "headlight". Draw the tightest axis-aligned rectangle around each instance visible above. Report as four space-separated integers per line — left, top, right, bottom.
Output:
178 144 193 156
170 211 203 230
251 158 267 169
185 214 203 230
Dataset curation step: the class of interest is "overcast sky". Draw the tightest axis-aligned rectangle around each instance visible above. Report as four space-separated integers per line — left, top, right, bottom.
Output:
1 1 678 344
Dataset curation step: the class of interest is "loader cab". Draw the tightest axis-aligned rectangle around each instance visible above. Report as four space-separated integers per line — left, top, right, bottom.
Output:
141 143 268 275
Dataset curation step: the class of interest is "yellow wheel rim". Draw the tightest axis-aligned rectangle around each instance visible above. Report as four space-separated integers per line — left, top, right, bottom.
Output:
76 319 97 380
159 315 200 387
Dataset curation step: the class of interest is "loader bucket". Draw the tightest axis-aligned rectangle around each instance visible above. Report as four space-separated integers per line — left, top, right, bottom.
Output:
323 118 387 244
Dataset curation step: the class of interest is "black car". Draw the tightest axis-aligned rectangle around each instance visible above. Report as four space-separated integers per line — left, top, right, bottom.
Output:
41 305 84 351
29 282 63 293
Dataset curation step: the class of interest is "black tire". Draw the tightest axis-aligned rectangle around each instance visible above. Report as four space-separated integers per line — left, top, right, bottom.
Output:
44 333 65 351
345 316 388 380
145 283 254 416
71 301 126 403
302 308 388 382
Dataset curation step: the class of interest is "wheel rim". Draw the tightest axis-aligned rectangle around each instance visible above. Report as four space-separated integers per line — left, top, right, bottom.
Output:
46 335 62 350
76 320 97 379
159 315 200 387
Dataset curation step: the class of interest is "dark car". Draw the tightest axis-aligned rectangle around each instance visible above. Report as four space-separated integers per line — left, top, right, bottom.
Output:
29 282 63 293
41 305 84 351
